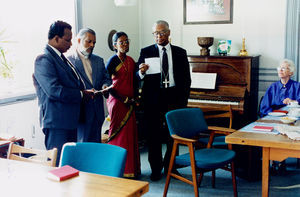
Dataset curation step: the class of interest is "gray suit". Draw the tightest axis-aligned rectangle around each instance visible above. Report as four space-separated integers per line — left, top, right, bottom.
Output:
33 45 84 165
68 52 111 142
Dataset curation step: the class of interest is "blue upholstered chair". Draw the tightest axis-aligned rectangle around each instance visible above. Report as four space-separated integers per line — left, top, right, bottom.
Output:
163 108 237 197
59 142 127 177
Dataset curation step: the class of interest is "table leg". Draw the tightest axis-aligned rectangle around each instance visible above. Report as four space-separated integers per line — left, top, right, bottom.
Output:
262 147 270 197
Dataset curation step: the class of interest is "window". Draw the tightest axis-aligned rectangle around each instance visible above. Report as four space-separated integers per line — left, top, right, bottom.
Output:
0 0 76 98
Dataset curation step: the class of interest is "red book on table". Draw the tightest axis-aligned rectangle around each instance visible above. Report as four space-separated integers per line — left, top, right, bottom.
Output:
48 165 79 181
253 125 274 132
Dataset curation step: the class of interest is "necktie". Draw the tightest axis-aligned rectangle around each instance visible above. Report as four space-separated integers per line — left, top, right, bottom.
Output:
61 54 79 80
162 47 169 88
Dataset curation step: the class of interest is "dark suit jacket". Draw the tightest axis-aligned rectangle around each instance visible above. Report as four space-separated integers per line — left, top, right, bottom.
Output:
137 44 191 111
68 52 111 125
33 45 83 130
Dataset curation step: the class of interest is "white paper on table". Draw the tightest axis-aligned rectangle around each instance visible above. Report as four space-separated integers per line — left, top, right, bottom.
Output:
191 72 217 89
145 58 161 74
276 125 300 140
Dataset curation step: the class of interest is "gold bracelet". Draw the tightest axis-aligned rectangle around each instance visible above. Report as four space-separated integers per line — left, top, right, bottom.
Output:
124 97 129 103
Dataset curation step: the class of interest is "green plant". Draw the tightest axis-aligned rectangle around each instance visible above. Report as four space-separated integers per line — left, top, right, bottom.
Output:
0 29 13 78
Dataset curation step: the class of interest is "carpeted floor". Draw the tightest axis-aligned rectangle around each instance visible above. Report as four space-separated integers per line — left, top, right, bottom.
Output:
137 145 300 197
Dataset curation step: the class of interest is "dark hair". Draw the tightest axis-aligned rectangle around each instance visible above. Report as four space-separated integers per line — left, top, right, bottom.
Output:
77 28 96 39
112 31 128 52
112 31 128 43
48 20 72 40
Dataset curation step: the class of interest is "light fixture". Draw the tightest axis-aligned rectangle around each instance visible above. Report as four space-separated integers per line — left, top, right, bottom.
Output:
114 0 137 6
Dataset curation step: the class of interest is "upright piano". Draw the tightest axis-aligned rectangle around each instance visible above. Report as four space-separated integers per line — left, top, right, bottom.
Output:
188 55 260 127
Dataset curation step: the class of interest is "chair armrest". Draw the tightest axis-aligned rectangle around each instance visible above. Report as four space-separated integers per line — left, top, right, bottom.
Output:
207 126 236 135
206 127 236 149
171 134 197 143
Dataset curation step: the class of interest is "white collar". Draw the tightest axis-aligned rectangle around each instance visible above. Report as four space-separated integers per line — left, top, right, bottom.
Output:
157 43 171 52
48 44 62 57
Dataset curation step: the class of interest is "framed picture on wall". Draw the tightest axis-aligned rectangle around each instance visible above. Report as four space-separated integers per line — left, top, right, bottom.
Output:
184 0 233 24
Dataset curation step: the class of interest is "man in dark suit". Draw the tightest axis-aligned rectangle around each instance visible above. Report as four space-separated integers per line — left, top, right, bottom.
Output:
33 21 93 165
137 20 191 181
68 28 111 142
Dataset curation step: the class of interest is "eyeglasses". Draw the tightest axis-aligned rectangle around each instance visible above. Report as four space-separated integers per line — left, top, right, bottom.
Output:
277 67 290 71
152 31 168 37
115 39 130 45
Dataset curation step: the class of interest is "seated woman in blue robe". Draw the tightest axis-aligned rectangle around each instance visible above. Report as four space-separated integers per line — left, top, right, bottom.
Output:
260 59 300 117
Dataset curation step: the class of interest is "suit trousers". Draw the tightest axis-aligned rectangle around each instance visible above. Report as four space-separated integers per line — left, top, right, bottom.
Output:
77 115 103 143
43 128 77 166
145 87 180 175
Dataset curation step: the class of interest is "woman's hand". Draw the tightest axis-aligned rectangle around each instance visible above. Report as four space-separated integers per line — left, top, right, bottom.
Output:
283 98 294 104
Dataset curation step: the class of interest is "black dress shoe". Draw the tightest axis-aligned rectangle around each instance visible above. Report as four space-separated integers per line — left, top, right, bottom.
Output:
150 173 162 181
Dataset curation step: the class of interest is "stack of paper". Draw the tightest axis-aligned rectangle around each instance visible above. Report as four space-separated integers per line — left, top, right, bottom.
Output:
276 125 300 140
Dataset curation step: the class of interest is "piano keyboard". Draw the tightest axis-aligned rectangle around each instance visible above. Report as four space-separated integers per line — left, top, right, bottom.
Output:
188 99 239 106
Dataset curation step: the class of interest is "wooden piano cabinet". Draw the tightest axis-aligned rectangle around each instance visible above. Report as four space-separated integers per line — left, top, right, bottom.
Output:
188 55 260 125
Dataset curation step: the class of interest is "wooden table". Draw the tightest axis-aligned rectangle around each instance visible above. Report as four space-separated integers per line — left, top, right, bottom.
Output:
226 131 300 197
0 158 149 197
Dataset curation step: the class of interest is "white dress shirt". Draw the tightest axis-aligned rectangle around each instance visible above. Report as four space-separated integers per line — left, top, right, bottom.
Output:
77 49 93 84
139 43 175 87
157 43 175 87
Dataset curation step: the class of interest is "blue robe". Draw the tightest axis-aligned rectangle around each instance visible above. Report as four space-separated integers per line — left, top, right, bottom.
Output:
260 79 300 117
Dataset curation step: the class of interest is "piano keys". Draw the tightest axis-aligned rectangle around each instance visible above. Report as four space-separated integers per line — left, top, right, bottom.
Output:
188 98 239 106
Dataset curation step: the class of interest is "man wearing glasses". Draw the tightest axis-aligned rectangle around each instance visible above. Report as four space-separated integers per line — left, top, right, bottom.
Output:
68 28 111 143
33 21 93 166
137 20 191 181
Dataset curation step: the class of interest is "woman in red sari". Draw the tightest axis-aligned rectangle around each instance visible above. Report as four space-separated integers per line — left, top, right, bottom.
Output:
105 32 142 178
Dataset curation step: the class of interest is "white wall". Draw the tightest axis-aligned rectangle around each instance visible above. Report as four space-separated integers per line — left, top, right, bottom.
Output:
80 0 140 62
81 0 286 69
139 0 286 69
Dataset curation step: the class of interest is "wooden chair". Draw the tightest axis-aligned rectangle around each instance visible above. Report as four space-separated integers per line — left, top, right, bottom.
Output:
202 105 233 128
7 142 57 167
198 105 235 188
198 105 233 148
163 108 237 197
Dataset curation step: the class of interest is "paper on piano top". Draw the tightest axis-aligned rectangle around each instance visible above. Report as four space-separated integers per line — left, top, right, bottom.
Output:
145 58 160 74
191 72 217 89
